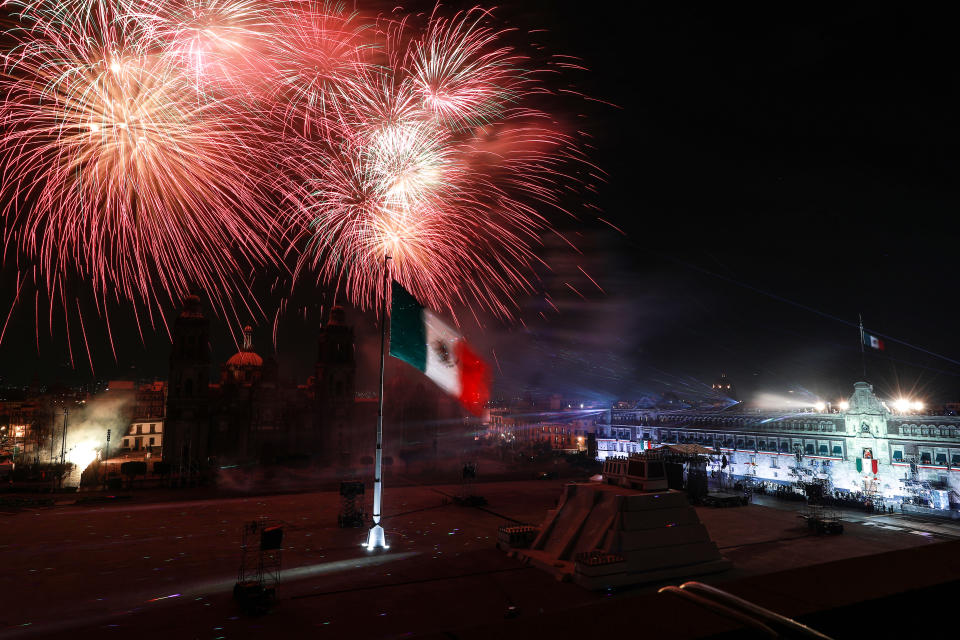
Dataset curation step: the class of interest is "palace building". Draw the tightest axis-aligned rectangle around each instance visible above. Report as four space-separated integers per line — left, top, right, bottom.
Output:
597 381 960 501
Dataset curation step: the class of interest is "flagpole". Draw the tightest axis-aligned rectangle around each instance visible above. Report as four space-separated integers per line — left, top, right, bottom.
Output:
858 313 867 380
366 254 391 550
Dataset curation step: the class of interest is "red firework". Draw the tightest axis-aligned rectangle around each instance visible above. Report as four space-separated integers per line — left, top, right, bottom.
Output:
0 14 279 324
0 1 594 361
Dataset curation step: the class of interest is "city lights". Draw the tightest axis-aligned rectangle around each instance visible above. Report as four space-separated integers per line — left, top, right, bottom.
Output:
889 397 925 414
838 400 850 411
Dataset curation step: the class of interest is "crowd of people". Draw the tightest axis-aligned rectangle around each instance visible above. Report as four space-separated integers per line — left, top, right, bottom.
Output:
745 481 899 512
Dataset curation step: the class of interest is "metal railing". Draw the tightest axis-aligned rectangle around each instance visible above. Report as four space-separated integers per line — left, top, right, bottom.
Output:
658 581 833 639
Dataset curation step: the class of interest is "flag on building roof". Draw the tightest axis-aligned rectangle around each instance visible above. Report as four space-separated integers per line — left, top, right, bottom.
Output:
863 332 885 351
389 281 491 415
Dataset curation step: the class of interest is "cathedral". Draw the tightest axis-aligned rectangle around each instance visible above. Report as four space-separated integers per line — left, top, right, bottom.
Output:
162 296 368 476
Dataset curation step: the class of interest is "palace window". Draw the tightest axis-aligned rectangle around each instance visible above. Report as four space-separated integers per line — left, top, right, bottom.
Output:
819 444 828 456
804 443 815 454
952 453 960 465
920 451 932 464
833 444 844 457
746 439 756 450
935 452 947 465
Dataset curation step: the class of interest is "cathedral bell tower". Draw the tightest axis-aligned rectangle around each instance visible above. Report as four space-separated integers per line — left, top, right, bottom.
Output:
163 295 211 477
314 306 356 464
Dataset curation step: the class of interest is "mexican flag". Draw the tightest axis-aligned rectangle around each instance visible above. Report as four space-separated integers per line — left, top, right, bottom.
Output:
863 332 885 351
389 281 491 416
856 458 879 474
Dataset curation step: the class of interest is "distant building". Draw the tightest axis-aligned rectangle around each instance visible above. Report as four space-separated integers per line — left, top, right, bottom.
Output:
121 419 163 454
711 373 737 402
483 405 601 455
134 381 166 421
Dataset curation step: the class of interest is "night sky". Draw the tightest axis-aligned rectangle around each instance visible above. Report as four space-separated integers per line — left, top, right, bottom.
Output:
2 3 960 404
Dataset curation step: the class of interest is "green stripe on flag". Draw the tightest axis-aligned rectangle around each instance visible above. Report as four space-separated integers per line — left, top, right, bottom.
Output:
389 281 427 371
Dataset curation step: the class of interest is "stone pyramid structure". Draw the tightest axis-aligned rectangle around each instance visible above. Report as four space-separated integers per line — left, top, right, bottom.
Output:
513 482 730 589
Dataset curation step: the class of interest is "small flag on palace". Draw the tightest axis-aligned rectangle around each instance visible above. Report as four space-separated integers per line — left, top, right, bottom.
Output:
863 332 885 351
856 458 879 474
389 281 491 416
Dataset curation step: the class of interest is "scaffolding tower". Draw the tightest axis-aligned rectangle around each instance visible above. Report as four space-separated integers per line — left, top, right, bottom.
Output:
338 481 366 528
234 518 283 614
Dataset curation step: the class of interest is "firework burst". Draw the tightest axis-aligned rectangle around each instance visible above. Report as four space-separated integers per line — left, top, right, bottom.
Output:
0 0 596 362
0 18 278 320
281 6 586 319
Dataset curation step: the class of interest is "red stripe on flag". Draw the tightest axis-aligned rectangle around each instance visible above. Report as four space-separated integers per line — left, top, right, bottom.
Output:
454 340 491 416
872 459 878 475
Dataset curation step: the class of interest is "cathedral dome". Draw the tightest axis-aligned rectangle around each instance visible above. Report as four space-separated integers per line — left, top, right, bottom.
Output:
224 326 263 381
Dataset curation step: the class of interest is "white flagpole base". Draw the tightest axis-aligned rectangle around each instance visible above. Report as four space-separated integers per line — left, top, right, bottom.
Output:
364 524 388 550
